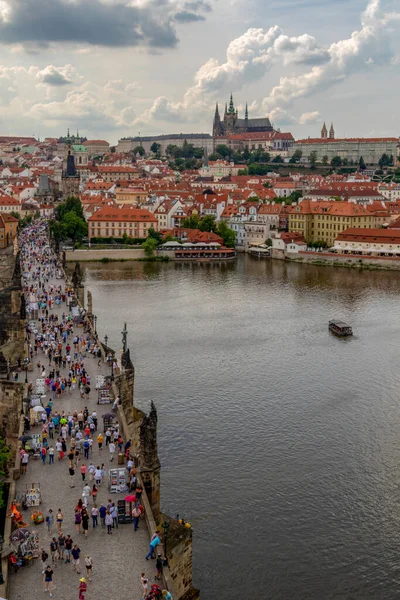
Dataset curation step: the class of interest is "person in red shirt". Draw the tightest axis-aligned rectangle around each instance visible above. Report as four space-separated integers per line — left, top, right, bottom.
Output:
78 577 87 600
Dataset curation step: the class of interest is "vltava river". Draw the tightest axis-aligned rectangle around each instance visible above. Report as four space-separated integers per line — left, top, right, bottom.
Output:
83 256 400 599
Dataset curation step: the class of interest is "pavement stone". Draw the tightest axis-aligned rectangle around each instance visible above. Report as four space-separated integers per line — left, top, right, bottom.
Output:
8 247 155 600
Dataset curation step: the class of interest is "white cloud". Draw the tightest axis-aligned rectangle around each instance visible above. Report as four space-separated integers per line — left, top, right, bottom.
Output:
262 0 399 111
299 111 321 125
135 0 399 129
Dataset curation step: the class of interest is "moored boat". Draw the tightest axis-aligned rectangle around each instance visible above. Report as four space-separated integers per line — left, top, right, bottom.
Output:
329 320 353 336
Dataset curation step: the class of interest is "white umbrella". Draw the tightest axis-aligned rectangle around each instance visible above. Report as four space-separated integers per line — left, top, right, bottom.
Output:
32 405 45 412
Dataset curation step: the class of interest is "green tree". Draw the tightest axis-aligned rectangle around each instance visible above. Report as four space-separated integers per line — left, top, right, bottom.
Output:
322 155 329 165
308 151 317 166
208 152 222 161
57 196 84 221
150 142 161 155
215 144 232 159
193 147 204 159
331 156 342 167
147 227 163 244
199 215 216 232
272 155 284 163
10 211 20 220
265 238 273 247
62 211 88 243
217 220 236 247
133 146 145 156
182 215 200 229
0 434 10 508
289 149 302 164
359 156 366 171
142 237 158 257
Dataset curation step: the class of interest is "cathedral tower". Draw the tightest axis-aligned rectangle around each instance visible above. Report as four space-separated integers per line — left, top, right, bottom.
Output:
329 123 335 139
213 102 223 137
321 122 328 138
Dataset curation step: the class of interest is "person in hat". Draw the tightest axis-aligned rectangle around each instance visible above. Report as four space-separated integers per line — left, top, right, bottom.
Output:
155 553 164 581
78 577 87 600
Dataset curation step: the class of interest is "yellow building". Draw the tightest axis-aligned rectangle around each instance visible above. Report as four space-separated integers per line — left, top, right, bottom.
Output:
0 212 18 248
289 200 375 246
115 187 148 205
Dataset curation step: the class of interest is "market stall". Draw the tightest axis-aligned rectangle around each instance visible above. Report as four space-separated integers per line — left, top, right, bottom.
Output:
109 468 128 493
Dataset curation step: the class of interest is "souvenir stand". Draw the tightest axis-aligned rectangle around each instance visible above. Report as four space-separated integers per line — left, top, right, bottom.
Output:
25 482 42 507
117 499 133 524
19 531 40 559
108 468 128 494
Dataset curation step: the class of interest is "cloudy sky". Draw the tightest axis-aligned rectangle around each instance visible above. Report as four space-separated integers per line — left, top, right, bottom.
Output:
0 0 399 143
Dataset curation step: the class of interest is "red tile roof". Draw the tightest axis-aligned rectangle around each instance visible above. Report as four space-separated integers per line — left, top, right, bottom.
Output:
88 206 157 223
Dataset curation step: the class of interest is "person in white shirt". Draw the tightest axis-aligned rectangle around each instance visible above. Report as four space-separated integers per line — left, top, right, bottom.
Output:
21 451 29 475
82 484 91 507
88 463 96 481
94 468 102 486
108 442 115 462
55 440 63 460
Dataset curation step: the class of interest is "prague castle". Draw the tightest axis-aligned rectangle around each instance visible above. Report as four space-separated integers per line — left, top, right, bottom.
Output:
213 94 274 137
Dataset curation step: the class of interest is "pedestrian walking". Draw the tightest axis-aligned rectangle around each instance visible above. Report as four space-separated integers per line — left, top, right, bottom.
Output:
42 565 54 597
155 553 164 581
97 432 103 450
78 577 87 600
132 504 141 532
71 544 81 573
48 446 55 464
50 537 58 563
41 548 49 569
111 503 118 528
109 441 115 462
46 509 53 535
58 532 65 561
56 508 63 533
85 555 93 581
91 505 98 528
80 464 87 481
75 510 82 534
94 466 102 486
69 464 75 487
105 510 113 534
82 483 91 507
91 483 98 504
65 535 73 563
21 451 29 474
99 504 106 527
81 509 89 538
141 573 148 598
41 446 47 465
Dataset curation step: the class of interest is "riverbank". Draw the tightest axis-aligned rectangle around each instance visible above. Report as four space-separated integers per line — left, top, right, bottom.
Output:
287 250 400 270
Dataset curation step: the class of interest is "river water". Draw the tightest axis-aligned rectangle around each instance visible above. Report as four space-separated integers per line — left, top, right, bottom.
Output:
82 256 400 599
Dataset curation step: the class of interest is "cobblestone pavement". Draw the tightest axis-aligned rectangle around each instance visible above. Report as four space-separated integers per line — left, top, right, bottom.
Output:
8 259 154 600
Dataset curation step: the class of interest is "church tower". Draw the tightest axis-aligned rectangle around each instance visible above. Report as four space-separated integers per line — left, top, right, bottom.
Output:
213 102 224 137
321 122 328 138
245 103 249 127
225 93 237 134
329 123 335 139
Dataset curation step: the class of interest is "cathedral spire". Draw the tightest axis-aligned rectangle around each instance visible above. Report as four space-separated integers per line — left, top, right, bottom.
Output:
214 102 220 120
245 103 248 121
321 122 327 138
329 123 335 139
228 93 235 114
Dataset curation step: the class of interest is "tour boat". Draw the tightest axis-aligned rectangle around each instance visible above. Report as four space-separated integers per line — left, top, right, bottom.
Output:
329 320 353 337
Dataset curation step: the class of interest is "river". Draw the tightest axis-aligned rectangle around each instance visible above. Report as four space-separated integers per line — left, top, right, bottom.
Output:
82 256 400 599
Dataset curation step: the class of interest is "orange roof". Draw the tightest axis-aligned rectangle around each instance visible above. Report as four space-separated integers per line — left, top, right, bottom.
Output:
290 200 372 216
337 228 400 242
297 137 398 144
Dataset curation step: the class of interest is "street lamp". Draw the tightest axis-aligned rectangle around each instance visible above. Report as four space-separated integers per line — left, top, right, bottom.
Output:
111 359 114 381
162 520 170 557
94 315 97 335
104 335 108 348
0 533 4 585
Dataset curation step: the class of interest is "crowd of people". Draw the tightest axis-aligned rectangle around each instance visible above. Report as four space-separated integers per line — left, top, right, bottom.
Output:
16 222 172 600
